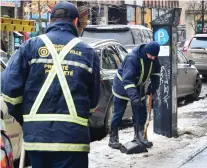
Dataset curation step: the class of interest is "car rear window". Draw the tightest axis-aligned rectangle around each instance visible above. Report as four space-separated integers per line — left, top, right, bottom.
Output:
82 30 134 45
142 29 151 42
189 37 207 49
131 29 143 44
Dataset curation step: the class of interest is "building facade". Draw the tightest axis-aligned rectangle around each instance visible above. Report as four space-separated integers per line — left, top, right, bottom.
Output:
0 0 23 54
125 0 179 28
179 0 207 40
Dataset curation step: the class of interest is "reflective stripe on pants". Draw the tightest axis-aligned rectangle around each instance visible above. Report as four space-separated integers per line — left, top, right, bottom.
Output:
112 89 146 101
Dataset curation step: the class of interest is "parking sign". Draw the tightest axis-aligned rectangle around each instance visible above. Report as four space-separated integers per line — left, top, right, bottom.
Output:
154 28 169 45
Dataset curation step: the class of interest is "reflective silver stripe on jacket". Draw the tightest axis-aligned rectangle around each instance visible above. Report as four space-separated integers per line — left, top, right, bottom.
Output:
29 58 92 73
124 84 136 90
116 58 145 86
143 61 153 85
151 73 160 76
137 58 144 86
23 35 88 126
116 72 123 81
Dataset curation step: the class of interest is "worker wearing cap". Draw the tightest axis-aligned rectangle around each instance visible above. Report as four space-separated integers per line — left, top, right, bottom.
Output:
1 2 100 168
108 41 161 150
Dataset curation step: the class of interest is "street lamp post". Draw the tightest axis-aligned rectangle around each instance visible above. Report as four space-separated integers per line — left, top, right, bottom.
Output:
201 0 204 33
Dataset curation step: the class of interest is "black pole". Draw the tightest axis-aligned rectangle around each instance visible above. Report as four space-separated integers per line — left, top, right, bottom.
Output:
141 7 144 25
135 6 137 24
202 0 204 33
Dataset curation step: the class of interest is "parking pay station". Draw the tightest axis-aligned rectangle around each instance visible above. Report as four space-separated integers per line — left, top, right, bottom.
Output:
151 8 182 137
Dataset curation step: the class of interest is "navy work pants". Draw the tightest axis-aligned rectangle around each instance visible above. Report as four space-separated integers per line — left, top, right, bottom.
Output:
111 96 147 128
28 151 88 168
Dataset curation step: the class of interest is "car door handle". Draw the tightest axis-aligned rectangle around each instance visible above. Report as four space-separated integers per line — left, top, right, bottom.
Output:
184 64 191 68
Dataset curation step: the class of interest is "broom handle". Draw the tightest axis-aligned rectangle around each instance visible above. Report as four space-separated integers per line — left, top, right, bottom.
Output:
144 93 153 139
19 134 25 168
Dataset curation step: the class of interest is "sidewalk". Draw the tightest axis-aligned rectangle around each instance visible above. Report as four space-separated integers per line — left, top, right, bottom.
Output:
89 97 207 168
180 147 207 168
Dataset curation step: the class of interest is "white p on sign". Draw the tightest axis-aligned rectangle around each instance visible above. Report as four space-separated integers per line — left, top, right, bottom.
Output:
158 31 164 43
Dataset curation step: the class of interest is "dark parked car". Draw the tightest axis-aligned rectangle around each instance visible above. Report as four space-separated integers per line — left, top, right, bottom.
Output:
79 37 132 132
81 25 152 52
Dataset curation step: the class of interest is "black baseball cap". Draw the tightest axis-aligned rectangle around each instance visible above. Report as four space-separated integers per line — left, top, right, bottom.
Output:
50 2 81 27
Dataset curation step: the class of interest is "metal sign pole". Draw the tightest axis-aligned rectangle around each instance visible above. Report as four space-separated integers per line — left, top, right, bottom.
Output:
151 8 182 137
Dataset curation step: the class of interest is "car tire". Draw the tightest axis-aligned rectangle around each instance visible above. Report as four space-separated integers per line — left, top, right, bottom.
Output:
104 100 113 134
189 74 202 100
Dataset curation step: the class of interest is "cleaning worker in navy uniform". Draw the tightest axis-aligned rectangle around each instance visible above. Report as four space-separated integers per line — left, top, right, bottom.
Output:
109 41 161 150
1 2 100 168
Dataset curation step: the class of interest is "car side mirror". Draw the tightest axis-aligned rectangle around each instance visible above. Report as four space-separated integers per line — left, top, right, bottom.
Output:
189 60 195 65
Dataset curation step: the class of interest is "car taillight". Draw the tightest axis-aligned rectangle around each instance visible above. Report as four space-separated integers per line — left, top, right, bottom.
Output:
182 46 188 52
95 109 100 113
182 38 193 53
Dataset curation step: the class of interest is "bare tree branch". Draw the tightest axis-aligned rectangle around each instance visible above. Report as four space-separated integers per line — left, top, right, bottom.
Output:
79 0 126 25
186 0 207 33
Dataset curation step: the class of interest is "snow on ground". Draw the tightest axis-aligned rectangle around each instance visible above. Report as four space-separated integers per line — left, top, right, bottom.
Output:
89 85 207 168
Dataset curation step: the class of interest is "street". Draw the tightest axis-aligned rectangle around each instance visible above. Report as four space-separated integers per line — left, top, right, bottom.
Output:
89 80 207 168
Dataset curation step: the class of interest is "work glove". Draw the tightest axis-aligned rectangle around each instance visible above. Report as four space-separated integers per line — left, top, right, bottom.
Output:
131 99 143 107
146 83 156 95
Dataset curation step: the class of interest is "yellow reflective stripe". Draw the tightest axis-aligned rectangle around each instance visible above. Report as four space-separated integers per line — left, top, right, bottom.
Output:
112 89 130 101
23 114 88 126
23 142 89 152
39 35 79 117
116 72 123 81
90 105 98 113
151 73 161 76
124 84 136 90
29 36 81 117
137 58 144 86
143 62 153 85
2 94 22 105
112 89 146 101
90 108 96 113
141 96 146 101
0 119 6 131
29 58 92 73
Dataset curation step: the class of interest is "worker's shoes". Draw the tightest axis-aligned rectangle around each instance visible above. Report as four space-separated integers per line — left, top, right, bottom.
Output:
133 124 153 148
108 127 122 149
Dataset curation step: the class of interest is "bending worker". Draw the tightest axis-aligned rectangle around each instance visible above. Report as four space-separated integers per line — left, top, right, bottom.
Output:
108 41 161 149
1 2 100 168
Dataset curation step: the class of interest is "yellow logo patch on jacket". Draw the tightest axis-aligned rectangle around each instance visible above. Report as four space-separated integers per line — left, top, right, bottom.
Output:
38 44 82 57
